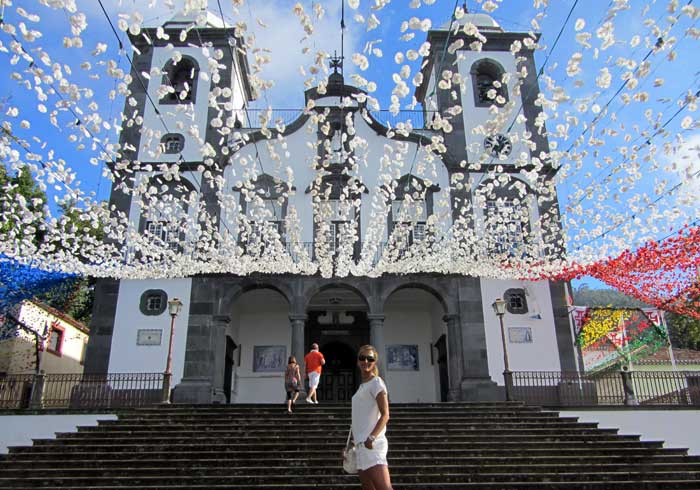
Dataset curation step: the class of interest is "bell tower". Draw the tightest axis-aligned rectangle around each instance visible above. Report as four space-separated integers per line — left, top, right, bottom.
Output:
126 7 254 167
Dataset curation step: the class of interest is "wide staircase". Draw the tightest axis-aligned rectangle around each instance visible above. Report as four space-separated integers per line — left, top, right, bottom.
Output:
1 402 700 489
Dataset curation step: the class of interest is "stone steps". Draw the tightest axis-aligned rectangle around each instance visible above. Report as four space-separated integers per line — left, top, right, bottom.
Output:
4 483 698 490
3 470 700 487
1 402 698 489
3 454 699 469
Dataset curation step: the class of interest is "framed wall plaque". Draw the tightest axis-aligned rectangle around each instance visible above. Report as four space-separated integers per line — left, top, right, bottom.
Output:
386 345 419 371
253 345 286 372
137 329 163 346
508 327 533 344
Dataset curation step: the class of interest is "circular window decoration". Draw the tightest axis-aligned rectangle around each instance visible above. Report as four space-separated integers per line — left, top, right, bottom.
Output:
484 134 513 158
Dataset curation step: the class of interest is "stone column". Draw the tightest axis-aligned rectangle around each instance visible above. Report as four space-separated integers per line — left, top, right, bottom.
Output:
211 315 230 404
443 314 463 401
289 314 307 367
367 314 386 376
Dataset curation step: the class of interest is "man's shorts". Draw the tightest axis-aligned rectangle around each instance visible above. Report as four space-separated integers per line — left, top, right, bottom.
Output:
308 371 321 389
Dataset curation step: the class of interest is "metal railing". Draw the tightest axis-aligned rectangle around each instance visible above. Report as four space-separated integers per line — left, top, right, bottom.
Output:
0 374 34 409
0 372 164 410
237 109 439 130
510 370 700 407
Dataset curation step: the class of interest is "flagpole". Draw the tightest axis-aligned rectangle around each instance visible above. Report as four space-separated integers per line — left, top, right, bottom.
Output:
660 310 678 371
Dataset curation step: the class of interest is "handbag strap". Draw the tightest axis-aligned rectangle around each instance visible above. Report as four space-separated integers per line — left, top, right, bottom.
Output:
345 428 353 448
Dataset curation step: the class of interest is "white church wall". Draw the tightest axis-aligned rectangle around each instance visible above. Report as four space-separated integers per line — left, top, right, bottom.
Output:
224 118 318 242
353 116 452 241
480 279 561 384
230 290 290 403
225 113 452 247
109 278 192 388
384 290 442 403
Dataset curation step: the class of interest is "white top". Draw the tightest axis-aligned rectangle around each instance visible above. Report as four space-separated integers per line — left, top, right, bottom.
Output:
351 376 388 444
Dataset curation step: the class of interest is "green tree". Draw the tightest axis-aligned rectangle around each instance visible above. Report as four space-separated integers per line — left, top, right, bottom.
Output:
665 311 700 350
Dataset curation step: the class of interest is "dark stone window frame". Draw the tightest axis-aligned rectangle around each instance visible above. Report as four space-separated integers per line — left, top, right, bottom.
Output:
387 174 440 244
161 133 185 154
140 289 168 316
479 179 533 258
504 288 528 314
137 176 195 255
160 56 200 105
237 174 293 245
470 58 509 108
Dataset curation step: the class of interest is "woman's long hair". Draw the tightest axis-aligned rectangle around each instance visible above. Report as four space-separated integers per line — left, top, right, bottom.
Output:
358 345 380 378
288 356 297 365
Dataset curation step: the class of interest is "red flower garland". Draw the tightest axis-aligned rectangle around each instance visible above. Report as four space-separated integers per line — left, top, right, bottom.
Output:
550 225 700 319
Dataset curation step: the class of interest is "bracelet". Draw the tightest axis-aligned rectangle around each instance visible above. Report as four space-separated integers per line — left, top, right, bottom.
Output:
367 435 376 442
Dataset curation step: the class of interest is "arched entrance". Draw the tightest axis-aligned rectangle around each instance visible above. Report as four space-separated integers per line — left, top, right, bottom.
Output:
306 287 369 402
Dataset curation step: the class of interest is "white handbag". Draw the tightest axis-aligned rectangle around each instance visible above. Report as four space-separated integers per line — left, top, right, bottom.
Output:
342 428 357 474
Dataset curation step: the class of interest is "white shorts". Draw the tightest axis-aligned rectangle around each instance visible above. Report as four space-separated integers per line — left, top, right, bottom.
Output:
308 371 320 389
356 437 388 471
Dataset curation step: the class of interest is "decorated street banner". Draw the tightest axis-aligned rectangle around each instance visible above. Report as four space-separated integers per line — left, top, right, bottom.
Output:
572 307 670 372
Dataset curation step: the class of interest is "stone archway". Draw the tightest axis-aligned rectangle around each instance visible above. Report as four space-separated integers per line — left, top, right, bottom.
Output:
306 286 369 402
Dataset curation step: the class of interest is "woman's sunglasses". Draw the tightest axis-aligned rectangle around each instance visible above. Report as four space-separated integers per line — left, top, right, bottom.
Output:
358 355 376 362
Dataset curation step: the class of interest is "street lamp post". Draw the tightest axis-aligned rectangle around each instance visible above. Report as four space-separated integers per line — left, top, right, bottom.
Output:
162 297 183 403
492 298 512 401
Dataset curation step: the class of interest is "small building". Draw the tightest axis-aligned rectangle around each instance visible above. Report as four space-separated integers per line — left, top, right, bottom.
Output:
0 301 89 376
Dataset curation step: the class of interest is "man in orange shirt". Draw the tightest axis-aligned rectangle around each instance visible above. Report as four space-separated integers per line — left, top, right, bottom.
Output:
304 343 325 404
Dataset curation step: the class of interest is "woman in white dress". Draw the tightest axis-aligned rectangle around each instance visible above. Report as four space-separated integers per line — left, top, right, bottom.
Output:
351 345 393 490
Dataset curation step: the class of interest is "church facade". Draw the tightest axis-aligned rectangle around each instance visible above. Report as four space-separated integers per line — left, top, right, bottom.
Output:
84 10 577 404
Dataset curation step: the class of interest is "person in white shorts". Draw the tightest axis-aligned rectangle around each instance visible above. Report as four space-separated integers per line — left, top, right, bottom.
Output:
351 345 393 490
304 343 325 404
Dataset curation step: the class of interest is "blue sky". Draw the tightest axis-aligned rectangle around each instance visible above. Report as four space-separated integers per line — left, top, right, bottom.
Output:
1 0 698 287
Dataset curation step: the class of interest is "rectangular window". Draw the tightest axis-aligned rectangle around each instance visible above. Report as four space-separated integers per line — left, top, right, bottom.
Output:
47 325 64 355
146 221 179 251
327 222 341 254
392 200 427 245
146 294 162 312
244 199 285 245
485 200 526 256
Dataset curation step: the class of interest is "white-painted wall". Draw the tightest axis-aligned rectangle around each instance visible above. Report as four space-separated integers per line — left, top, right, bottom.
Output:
481 279 562 384
383 289 445 403
109 278 192 388
228 289 290 403
0 414 118 454
224 112 452 245
561 410 700 455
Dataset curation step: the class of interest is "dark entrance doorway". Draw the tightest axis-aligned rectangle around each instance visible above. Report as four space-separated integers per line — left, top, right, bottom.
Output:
223 336 237 404
306 309 369 402
435 334 448 402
